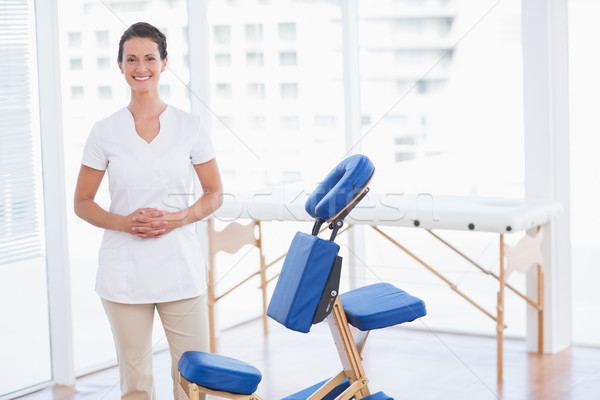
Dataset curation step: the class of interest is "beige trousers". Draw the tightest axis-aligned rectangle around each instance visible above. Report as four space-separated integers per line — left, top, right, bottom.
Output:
101 296 208 400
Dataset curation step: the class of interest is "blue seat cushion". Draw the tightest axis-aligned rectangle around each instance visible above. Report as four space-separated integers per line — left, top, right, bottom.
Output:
281 378 350 400
267 232 340 333
305 154 374 221
178 351 262 394
340 283 426 331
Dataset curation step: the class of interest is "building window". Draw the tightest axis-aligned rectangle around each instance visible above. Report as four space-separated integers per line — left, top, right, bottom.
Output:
280 82 298 99
96 30 109 48
216 83 233 99
182 26 189 45
279 51 297 66
215 53 231 67
71 86 84 100
216 116 234 131
246 52 264 66
98 86 112 100
97 57 110 69
68 31 82 47
278 22 296 42
280 116 300 130
159 85 171 99
314 115 336 128
247 83 265 99
248 116 266 130
213 25 231 44
245 23 263 43
417 80 429 94
70 58 82 70
394 135 418 145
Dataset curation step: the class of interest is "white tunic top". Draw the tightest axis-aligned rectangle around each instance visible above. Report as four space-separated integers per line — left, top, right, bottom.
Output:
82 105 215 304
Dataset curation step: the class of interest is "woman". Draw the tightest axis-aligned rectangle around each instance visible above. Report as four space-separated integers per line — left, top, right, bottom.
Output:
74 22 222 400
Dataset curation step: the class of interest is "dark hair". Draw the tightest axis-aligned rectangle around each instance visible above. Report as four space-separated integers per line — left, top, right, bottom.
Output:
118 22 167 62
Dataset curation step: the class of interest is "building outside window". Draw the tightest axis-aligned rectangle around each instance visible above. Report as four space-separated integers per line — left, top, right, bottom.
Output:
279 51 297 66
246 51 264 66
95 30 109 47
245 23 263 43
280 82 298 99
278 22 296 42
68 31 82 47
97 57 110 69
70 58 83 70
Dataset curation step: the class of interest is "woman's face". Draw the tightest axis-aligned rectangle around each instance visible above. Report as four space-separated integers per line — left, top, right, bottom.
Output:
118 37 167 94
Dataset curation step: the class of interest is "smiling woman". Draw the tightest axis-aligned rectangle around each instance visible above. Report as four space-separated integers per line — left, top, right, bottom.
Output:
73 22 223 400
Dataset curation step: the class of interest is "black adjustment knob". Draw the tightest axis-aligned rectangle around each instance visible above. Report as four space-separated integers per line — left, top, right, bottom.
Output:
468 223 475 230
413 220 420 227
506 226 512 232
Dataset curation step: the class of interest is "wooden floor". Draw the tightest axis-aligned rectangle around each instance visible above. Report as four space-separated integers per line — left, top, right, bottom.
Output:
18 319 600 400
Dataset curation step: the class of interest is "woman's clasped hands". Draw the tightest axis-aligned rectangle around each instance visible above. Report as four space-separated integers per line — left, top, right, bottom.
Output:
126 207 187 239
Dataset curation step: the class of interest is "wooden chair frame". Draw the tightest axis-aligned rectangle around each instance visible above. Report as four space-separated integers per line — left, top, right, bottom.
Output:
179 295 374 400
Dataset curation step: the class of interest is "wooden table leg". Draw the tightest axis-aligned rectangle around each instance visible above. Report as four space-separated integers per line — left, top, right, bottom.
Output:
538 264 544 354
498 234 505 384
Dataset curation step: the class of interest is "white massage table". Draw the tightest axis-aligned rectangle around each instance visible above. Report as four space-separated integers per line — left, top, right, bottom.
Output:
213 189 563 383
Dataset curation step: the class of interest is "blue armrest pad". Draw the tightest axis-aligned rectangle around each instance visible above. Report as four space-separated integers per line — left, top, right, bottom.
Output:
281 378 350 400
178 351 262 395
267 232 340 333
340 283 426 331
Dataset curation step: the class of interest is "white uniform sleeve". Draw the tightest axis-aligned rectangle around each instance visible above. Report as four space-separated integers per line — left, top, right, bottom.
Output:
81 125 108 170
190 117 216 165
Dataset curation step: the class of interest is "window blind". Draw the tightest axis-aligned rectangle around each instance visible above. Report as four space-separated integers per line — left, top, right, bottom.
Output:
0 0 43 265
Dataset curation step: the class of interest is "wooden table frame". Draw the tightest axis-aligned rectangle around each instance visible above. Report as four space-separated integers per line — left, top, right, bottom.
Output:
368 224 545 384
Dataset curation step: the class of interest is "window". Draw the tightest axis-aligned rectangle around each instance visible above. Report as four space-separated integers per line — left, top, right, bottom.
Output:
215 53 232 67
246 52 264 66
207 0 344 198
96 30 109 47
248 116 266 130
0 0 51 396
98 86 112 100
280 82 298 99
71 86 84 99
97 57 110 69
357 0 527 340
279 51 297 66
278 22 296 42
280 116 300 130
70 58 83 70
68 31 82 47
247 83 265 99
213 25 231 44
358 0 524 198
215 83 233 99
314 115 335 128
182 26 189 45
159 84 171 99
569 0 600 347
216 116 234 131
245 23 263 43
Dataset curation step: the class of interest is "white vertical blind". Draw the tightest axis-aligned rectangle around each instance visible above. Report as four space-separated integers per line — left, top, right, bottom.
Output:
0 0 42 265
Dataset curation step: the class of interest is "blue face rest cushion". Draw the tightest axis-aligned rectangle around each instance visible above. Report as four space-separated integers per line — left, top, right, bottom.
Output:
305 154 374 221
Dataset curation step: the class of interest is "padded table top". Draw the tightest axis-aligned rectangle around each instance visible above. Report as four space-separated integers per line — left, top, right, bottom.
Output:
213 188 562 233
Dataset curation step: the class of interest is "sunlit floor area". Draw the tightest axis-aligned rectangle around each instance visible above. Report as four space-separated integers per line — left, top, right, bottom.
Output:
19 318 600 400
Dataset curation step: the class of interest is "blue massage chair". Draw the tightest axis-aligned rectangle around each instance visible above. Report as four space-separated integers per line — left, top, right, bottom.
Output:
178 154 427 400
